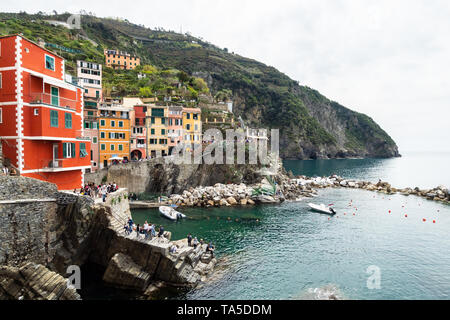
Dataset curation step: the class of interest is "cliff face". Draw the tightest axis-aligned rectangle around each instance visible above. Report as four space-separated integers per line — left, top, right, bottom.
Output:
0 176 216 300
85 158 265 195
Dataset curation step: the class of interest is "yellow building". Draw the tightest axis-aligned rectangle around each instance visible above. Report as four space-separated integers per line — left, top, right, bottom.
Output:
146 105 169 158
98 105 132 168
182 107 202 146
104 49 141 70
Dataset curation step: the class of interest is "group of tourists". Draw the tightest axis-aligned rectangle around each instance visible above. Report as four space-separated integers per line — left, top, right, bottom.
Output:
124 218 165 240
1 166 17 176
187 233 215 257
74 182 119 202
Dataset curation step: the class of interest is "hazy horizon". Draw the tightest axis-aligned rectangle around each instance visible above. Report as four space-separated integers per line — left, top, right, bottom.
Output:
3 1 450 153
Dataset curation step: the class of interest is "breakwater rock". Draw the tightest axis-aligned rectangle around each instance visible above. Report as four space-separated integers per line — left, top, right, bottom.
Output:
289 175 450 204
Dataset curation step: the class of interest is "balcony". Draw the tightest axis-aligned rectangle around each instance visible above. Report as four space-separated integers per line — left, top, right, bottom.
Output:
29 93 77 110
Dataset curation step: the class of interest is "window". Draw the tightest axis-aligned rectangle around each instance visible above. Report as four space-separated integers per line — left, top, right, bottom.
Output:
63 142 76 158
111 144 115 151
193 114 199 120
87 111 94 116
0 108 2 123
161 118 166 125
100 132 105 139
151 117 155 124
50 110 58 127
151 129 155 135
119 121 123 128
100 119 105 126
101 144 106 151
161 129 165 135
93 122 98 129
111 120 115 127
186 124 191 130
65 113 72 128
79 143 88 157
45 55 55 71
186 113 190 119
118 144 123 151
194 124 198 131
84 121 90 129
92 137 97 144
0 73 2 89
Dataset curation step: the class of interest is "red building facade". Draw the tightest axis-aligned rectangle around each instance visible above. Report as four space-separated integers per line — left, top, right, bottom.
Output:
0 35 91 190
130 104 147 160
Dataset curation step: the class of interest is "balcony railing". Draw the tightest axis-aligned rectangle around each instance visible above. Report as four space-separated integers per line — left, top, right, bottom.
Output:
29 93 77 110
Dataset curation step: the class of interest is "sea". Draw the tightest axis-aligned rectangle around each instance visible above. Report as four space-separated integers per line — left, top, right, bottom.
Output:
131 151 450 300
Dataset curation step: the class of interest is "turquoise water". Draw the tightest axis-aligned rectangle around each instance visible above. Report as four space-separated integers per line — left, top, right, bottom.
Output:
132 152 450 300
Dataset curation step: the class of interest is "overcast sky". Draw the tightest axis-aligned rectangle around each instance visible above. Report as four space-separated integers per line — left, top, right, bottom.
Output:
5 1 450 152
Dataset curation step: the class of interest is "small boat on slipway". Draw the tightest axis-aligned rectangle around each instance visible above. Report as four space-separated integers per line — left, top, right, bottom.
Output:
159 205 186 221
308 203 337 215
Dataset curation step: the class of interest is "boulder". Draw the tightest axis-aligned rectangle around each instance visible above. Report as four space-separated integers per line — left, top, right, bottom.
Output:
226 197 237 205
102 253 151 291
240 199 248 205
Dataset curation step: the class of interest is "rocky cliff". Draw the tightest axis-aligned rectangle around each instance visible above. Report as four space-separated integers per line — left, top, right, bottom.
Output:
85 157 266 195
0 176 216 300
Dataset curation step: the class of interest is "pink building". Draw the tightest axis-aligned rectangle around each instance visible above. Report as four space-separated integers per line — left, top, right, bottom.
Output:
168 106 183 155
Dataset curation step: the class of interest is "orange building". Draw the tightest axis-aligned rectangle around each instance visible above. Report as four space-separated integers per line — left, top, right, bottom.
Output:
98 104 132 168
0 35 91 190
104 49 140 70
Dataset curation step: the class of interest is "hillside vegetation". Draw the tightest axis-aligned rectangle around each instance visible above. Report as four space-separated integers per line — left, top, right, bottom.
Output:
0 12 400 159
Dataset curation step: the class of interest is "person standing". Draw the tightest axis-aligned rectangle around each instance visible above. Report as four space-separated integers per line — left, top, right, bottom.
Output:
187 233 193 247
101 184 108 202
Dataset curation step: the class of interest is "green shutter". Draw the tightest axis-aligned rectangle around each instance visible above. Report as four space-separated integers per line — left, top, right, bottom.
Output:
65 113 72 128
50 110 58 127
71 143 76 158
63 143 67 158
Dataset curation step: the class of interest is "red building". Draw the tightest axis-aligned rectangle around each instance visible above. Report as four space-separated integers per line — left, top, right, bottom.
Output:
130 104 147 160
0 35 91 190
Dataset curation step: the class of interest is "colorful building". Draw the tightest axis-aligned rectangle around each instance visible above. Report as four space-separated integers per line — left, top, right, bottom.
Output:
76 60 102 101
182 107 202 146
0 35 91 190
168 105 183 155
146 105 168 158
104 49 140 70
98 104 132 168
130 104 147 160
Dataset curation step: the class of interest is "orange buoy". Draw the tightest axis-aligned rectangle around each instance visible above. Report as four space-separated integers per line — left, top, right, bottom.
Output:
423 218 426 222
433 220 436 223
389 210 391 213
405 214 408 217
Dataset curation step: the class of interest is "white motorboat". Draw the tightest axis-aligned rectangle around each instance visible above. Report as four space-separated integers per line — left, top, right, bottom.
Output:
159 206 186 221
308 203 336 215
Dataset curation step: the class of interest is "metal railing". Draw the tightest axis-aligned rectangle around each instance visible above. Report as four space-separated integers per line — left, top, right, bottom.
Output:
29 93 77 110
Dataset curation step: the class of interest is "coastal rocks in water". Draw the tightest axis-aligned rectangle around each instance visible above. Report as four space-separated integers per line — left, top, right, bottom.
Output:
0 263 80 300
226 197 237 205
102 253 151 291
